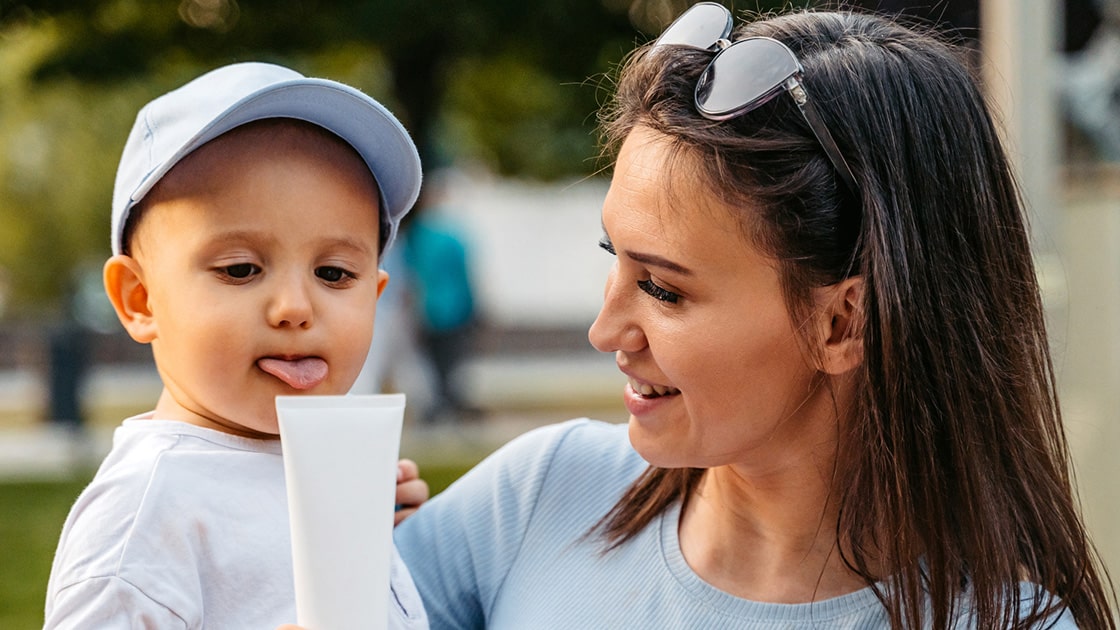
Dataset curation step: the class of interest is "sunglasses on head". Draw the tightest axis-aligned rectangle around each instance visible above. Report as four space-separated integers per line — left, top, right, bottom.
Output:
654 2 859 196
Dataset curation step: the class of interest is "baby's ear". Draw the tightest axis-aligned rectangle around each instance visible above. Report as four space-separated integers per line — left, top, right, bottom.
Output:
376 268 389 299
814 276 864 375
103 255 157 344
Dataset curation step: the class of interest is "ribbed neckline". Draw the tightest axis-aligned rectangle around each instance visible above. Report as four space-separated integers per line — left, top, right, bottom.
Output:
120 413 284 455
658 499 885 622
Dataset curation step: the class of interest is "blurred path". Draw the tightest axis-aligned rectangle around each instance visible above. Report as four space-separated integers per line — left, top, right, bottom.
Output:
0 351 628 480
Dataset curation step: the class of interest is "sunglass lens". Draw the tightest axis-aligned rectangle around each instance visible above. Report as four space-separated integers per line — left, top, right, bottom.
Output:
696 37 802 118
655 2 733 49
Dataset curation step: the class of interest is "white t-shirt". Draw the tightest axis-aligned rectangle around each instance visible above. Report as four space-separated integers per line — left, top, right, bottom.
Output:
45 415 427 629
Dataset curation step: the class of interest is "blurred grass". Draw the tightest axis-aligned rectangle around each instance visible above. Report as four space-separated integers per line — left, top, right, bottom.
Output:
0 461 472 630
0 475 92 630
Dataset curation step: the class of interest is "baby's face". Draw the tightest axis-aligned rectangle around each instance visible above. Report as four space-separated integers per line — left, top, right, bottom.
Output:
131 122 385 437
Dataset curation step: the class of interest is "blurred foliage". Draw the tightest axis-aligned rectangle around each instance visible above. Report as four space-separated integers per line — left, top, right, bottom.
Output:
0 0 803 312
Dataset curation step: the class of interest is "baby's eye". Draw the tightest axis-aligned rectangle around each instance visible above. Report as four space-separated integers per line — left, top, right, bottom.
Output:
222 263 259 279
315 266 354 284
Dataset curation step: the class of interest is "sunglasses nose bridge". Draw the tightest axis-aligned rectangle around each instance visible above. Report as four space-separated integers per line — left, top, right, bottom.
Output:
713 37 732 52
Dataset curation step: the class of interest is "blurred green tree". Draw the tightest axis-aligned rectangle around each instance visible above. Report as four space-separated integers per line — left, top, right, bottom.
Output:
2 0 648 172
0 0 796 311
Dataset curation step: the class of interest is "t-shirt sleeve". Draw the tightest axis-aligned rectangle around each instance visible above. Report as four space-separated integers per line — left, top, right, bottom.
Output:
394 420 592 630
1020 584 1080 629
389 543 430 629
44 576 188 630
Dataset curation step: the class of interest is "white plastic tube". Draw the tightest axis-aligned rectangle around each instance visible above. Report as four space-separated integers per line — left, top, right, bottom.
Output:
277 394 405 630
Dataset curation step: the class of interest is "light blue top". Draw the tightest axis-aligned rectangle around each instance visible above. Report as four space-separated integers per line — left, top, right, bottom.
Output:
395 419 1076 629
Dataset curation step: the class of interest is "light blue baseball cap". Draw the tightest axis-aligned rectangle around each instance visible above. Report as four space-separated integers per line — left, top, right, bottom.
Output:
111 61 422 256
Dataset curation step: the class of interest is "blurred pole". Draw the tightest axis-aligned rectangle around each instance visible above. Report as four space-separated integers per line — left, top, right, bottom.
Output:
47 321 89 430
980 0 1061 248
982 0 1120 580
978 1 1067 372
979 0 1066 375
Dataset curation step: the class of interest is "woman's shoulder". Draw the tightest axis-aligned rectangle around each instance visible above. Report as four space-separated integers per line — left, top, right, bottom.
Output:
487 419 647 529
943 582 1080 629
1012 582 1079 629
399 418 642 538
490 418 642 486
501 417 631 455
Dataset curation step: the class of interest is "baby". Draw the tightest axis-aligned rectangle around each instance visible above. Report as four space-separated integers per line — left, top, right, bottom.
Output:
44 62 428 629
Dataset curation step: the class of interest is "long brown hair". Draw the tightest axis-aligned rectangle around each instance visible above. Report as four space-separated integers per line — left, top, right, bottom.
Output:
595 9 1116 629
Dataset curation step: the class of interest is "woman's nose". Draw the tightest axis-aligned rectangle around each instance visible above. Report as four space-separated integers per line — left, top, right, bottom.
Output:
588 264 645 353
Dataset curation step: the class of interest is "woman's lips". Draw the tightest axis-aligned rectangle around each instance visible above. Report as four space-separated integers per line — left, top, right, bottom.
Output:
257 356 328 390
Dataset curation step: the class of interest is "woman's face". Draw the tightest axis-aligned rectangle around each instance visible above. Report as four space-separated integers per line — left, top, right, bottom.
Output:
589 127 839 471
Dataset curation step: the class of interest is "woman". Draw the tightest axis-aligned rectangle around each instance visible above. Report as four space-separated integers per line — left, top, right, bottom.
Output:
313 5 1118 629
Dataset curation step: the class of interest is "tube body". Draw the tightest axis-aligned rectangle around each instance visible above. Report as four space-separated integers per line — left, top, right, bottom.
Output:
277 394 405 630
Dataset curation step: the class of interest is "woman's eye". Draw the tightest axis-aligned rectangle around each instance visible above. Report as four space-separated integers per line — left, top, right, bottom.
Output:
637 278 679 303
315 266 352 283
598 236 616 256
222 263 258 279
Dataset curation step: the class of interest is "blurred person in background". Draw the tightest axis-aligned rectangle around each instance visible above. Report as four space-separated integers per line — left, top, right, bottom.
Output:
400 179 479 424
1061 0 1120 161
44 265 114 457
861 0 1120 162
46 282 91 435
350 227 440 423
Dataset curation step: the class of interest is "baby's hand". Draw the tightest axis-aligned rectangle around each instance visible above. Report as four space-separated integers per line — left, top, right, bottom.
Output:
395 458 429 525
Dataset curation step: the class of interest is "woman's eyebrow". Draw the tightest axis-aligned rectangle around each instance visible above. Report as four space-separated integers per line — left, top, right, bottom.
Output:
625 251 693 275
602 223 693 274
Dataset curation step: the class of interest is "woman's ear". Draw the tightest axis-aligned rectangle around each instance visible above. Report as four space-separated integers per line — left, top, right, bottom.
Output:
815 276 864 375
103 254 157 344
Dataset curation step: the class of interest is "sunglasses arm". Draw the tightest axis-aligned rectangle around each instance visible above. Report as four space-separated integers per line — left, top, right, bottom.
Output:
784 76 859 196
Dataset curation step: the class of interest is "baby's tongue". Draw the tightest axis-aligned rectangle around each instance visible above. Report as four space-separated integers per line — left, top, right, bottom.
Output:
257 357 328 390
